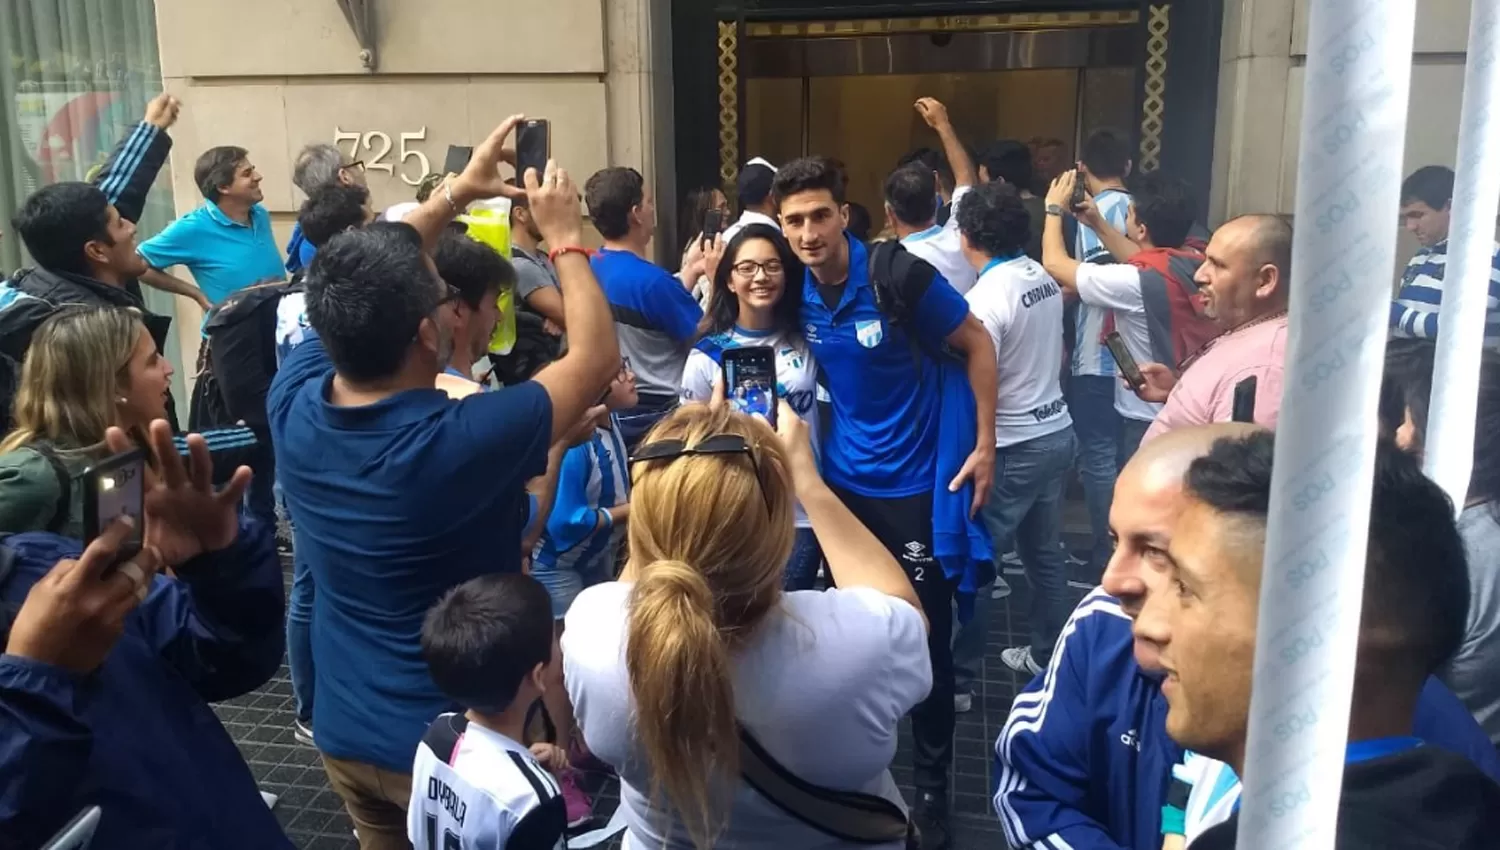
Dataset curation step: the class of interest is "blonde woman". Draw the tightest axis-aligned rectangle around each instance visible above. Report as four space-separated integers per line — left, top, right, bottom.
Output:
563 402 932 849
0 306 175 536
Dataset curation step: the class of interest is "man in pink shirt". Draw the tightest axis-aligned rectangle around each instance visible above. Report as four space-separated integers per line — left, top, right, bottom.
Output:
1138 214 1293 441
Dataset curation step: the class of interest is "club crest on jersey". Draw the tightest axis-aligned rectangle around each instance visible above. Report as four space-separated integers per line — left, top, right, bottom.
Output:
855 318 884 349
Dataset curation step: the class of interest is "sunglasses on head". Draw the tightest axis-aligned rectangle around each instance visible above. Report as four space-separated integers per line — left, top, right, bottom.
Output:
630 433 772 516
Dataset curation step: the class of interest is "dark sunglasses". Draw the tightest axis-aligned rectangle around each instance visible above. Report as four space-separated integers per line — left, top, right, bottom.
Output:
630 433 772 516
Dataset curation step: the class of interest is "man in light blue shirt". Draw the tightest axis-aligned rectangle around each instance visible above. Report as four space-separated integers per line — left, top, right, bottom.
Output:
138 146 286 305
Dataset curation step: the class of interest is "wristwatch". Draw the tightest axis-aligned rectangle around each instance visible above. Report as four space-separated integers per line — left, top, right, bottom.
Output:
1045 203 1067 217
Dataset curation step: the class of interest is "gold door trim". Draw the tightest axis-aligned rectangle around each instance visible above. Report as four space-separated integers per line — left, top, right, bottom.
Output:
1139 4 1170 172
718 21 741 188
745 10 1139 39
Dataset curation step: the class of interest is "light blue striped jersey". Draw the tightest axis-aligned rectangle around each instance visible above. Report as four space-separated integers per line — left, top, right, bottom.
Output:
1071 188 1133 377
531 417 629 579
1390 239 1500 349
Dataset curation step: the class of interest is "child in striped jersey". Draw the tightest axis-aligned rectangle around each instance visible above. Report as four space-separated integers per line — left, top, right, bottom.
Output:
412 574 569 850
530 360 636 618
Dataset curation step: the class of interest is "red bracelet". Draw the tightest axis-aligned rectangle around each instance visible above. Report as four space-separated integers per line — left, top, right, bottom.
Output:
548 245 591 263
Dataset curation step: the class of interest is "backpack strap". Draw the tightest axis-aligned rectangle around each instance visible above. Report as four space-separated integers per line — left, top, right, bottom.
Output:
739 726 912 845
28 442 73 534
866 240 934 371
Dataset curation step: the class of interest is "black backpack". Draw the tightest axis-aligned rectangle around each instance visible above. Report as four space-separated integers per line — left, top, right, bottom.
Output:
190 279 302 433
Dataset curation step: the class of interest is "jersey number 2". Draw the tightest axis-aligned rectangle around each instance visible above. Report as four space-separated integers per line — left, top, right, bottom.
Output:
423 815 462 850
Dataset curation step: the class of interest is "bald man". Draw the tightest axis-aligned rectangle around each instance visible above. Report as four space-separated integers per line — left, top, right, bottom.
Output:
1134 215 1293 442
994 425 1499 850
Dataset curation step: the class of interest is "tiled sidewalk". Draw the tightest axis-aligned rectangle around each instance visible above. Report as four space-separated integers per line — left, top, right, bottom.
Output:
220 542 1096 850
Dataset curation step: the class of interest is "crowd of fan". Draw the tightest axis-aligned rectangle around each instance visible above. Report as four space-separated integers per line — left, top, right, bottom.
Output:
0 91 1498 850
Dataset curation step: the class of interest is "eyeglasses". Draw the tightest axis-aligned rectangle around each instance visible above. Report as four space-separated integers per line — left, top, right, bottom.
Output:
630 433 772 516
342 160 365 173
732 259 784 279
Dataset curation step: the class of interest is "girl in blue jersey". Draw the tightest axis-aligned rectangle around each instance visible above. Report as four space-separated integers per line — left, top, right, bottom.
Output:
680 223 825 589
531 360 637 617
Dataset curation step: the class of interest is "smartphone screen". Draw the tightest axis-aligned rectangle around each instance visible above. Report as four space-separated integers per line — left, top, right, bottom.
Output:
82 449 145 563
515 119 550 184
1070 163 1089 212
443 145 473 176
1105 332 1145 389
702 209 724 242
722 346 778 428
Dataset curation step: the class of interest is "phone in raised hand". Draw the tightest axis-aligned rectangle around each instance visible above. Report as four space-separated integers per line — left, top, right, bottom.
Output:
721 346 778 428
81 448 146 567
514 119 551 184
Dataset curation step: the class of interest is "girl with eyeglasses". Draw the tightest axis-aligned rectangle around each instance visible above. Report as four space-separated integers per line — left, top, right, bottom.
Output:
679 223 824 590
562 402 929 850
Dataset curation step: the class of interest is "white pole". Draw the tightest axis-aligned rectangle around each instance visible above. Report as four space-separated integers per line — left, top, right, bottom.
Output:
1236 1 1415 848
1422 0 1500 510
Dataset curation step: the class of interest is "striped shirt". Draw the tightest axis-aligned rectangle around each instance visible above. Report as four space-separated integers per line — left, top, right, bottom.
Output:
531 418 628 578
1390 239 1500 349
1071 188 1133 377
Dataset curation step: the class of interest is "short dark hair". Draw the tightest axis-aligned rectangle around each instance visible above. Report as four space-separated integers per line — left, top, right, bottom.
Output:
1132 172 1197 249
1185 431 1469 677
1379 339 1500 515
304 221 438 383
898 146 954 193
955 181 1031 259
1081 129 1132 180
772 156 846 207
737 162 776 209
883 164 939 227
434 231 515 310
298 183 371 248
1400 165 1455 211
421 573 555 714
12 182 112 275
195 146 249 203
978 140 1035 191
584 167 645 240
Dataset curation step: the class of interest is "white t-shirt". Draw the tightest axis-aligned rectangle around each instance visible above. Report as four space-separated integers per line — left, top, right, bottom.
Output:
407 713 567 850
564 582 931 850
964 256 1073 448
1073 262 1162 423
722 209 781 245
902 185 977 295
680 327 822 527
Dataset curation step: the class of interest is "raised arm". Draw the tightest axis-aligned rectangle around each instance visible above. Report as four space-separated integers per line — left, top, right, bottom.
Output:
403 114 529 255
915 98 977 192
1041 175 1083 294
94 93 178 223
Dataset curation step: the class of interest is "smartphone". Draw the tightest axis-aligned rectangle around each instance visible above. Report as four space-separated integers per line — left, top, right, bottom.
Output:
1232 375 1258 423
1105 331 1145 390
514 119 551 184
1070 163 1089 212
40 806 100 850
722 346 778 428
81 448 145 564
443 144 473 176
702 209 724 244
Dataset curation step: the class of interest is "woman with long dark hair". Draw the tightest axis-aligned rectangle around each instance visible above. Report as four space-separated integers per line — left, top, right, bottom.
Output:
1379 338 1500 745
679 223 823 589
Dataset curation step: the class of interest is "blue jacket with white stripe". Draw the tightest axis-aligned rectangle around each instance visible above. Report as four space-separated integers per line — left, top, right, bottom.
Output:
994 588 1500 850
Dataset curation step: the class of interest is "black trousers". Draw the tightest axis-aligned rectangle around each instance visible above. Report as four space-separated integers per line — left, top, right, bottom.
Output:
830 484 953 795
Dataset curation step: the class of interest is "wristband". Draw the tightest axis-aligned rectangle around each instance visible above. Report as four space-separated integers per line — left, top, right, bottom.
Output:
443 181 460 213
549 245 591 263
598 508 614 530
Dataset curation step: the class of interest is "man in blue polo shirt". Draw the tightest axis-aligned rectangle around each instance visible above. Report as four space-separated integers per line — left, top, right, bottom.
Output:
773 156 997 850
138 145 286 306
268 116 620 848
585 166 703 450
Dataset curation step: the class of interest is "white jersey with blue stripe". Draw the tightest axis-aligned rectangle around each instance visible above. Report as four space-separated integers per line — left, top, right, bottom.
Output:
532 418 629 577
1390 239 1500 349
1071 188 1133 377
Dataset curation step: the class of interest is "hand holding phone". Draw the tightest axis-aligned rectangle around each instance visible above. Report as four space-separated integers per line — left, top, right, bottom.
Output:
1069 163 1090 213
443 145 474 176
1105 331 1146 390
702 209 724 245
82 449 146 565
722 346 778 428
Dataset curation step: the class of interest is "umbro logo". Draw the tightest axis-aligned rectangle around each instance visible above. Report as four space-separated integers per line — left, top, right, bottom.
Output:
904 541 926 556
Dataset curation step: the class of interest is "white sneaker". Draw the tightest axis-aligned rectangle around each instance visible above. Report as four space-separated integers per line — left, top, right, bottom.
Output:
1000 549 1023 567
954 692 973 713
1001 645 1044 676
991 576 1013 599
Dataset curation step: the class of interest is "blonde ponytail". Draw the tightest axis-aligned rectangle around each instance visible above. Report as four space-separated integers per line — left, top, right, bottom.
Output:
627 559 738 848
